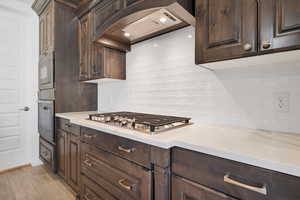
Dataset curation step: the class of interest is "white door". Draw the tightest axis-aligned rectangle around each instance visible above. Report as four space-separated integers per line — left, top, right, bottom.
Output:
0 6 37 171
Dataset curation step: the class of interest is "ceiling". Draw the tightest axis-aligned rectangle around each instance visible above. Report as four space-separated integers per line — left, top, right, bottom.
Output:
15 0 34 5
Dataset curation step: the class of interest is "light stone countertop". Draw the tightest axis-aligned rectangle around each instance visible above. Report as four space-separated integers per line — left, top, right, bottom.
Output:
56 111 300 178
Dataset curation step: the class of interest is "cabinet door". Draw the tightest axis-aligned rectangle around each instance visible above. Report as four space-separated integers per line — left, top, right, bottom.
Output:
260 0 300 52
39 52 54 90
57 129 68 180
68 133 81 193
39 14 46 56
195 0 258 64
90 44 104 80
172 175 237 200
103 47 126 80
39 1 54 56
44 2 54 54
79 14 91 81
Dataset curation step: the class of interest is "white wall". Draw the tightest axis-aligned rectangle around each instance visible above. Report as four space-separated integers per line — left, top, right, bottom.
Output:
98 26 300 134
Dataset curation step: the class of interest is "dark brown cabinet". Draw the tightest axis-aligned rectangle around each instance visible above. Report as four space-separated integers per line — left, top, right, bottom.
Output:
195 0 258 64
260 0 300 52
79 13 126 81
39 52 54 90
68 133 81 192
39 137 56 172
33 0 98 172
172 175 237 200
39 1 54 56
172 147 300 200
57 129 67 179
79 13 91 81
81 142 152 200
56 118 81 193
196 0 300 64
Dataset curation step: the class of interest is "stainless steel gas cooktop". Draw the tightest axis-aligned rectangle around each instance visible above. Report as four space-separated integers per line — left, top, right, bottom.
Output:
89 112 191 135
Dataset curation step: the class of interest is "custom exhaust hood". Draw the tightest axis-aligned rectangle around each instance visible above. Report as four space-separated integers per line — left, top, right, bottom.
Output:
94 0 195 52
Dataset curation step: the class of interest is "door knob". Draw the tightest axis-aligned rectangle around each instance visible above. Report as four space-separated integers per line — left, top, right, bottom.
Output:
19 107 30 111
243 43 252 51
262 40 271 49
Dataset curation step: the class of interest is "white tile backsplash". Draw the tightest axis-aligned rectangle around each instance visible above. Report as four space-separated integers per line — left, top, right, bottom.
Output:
98 26 300 133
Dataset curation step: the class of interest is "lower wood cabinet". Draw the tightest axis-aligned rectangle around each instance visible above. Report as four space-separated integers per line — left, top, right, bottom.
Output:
80 142 152 200
56 118 81 193
172 175 237 200
68 133 81 192
39 137 56 172
81 175 118 200
172 147 300 200
57 129 67 179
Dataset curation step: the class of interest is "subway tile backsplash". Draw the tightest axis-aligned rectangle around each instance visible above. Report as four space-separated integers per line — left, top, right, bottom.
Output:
98 26 300 133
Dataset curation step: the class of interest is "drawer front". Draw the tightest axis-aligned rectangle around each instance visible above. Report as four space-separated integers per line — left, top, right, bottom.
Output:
56 117 80 135
38 88 55 100
56 118 69 131
172 148 270 200
81 127 151 168
81 143 152 200
81 175 117 200
172 175 237 200
39 137 56 172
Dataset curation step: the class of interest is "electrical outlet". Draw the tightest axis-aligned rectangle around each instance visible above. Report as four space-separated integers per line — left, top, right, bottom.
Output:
274 92 290 112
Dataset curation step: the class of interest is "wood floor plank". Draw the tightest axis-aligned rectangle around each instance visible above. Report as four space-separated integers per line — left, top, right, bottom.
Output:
0 165 75 200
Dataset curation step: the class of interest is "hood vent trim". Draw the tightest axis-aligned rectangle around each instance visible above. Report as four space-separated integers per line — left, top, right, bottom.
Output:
121 9 182 41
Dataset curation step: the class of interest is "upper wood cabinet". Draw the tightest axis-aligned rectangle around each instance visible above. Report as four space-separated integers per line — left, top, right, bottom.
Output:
79 13 91 81
79 13 126 81
195 0 257 64
39 1 54 56
260 0 300 52
196 0 300 64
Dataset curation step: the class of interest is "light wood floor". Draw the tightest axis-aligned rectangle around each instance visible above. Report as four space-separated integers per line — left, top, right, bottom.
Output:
0 165 75 200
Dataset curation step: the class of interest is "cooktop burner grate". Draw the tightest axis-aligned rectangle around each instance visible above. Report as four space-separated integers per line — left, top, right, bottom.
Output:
88 112 191 134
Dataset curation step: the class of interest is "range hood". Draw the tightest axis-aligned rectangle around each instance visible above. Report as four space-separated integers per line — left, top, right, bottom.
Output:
95 0 195 52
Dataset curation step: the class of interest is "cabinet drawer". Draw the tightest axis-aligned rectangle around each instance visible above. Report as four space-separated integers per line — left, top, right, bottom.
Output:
81 143 152 200
39 137 56 172
172 148 300 200
172 148 270 200
56 117 80 135
38 88 55 100
81 175 117 200
172 175 237 200
81 127 151 168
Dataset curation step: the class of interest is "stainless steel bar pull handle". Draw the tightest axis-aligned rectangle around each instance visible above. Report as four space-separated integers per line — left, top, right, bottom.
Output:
224 174 267 195
83 159 93 167
84 134 94 139
118 179 133 191
118 146 135 153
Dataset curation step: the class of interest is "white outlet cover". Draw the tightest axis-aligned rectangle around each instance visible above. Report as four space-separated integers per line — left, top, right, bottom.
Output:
274 92 290 113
